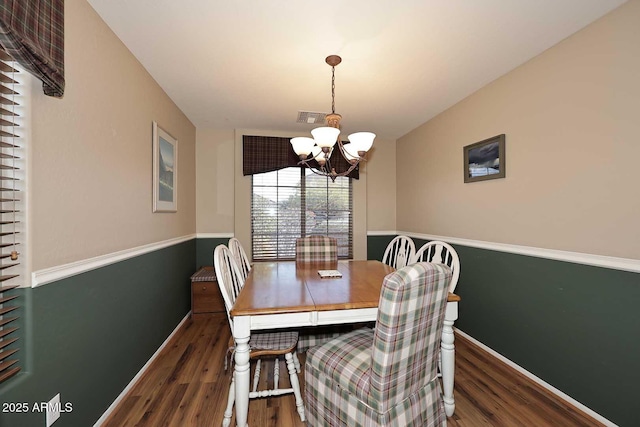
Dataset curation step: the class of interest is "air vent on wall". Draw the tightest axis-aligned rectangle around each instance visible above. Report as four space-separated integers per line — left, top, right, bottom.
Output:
296 111 326 124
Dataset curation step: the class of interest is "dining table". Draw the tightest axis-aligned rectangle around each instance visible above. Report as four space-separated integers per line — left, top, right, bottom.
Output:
229 259 461 427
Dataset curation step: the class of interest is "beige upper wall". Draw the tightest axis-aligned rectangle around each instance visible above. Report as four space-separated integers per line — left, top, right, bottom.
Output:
365 137 397 232
397 0 639 260
196 128 235 233
31 0 196 270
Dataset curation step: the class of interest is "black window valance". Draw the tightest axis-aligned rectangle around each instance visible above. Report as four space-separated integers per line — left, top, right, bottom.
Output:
242 135 359 179
0 0 65 97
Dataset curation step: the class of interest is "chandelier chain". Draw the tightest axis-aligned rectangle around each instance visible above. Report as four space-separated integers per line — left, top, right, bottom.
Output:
331 66 336 115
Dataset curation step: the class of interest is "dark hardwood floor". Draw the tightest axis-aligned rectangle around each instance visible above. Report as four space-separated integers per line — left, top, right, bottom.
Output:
102 314 605 427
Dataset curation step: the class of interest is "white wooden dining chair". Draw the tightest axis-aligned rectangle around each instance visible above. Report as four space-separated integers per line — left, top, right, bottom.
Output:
382 235 416 269
411 240 460 293
411 240 460 390
213 244 305 426
228 237 251 281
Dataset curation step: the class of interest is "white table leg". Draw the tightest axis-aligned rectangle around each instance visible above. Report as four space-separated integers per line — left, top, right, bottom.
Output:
442 301 458 417
233 316 251 427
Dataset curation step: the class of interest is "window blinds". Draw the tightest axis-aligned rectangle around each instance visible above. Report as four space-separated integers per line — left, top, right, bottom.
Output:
0 46 22 384
251 167 353 260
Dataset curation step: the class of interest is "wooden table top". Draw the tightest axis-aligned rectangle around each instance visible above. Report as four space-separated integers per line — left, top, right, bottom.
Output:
231 259 459 317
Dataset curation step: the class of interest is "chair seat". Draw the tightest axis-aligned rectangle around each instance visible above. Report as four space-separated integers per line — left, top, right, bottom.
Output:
306 328 374 405
249 331 299 356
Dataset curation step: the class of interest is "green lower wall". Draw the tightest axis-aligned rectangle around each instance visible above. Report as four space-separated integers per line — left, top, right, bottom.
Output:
196 237 231 269
368 235 640 427
366 235 395 262
0 239 196 427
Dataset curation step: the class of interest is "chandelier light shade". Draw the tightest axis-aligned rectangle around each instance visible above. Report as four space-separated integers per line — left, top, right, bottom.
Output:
290 137 315 157
347 132 375 153
291 55 375 181
310 127 340 149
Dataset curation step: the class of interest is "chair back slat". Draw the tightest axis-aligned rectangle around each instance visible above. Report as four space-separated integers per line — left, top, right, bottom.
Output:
369 262 451 411
412 241 460 293
229 237 251 281
382 235 416 269
295 235 338 263
214 244 245 332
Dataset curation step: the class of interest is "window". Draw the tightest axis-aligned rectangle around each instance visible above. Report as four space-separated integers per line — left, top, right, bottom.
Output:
252 167 352 260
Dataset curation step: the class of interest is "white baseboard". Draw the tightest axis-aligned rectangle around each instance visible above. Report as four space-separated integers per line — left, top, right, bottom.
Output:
455 329 617 427
93 313 191 426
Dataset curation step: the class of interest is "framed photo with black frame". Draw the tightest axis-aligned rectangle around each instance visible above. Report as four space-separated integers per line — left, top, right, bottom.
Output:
463 134 505 183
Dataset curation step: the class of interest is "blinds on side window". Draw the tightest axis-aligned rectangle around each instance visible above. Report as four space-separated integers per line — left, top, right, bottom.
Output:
0 46 22 384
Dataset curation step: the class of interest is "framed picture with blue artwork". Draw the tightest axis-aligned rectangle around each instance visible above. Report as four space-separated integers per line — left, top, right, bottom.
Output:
152 121 178 212
463 134 505 183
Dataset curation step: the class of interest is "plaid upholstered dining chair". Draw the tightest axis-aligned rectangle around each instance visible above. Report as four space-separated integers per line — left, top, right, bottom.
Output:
295 234 338 263
294 235 342 352
305 262 452 427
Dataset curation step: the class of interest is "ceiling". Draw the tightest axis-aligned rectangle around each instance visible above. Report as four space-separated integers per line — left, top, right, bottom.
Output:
87 0 625 140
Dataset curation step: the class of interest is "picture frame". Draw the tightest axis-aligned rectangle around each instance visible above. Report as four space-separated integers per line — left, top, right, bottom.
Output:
152 121 178 212
463 134 505 183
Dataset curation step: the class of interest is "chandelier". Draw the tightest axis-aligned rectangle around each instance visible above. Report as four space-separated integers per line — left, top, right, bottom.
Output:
290 55 375 181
